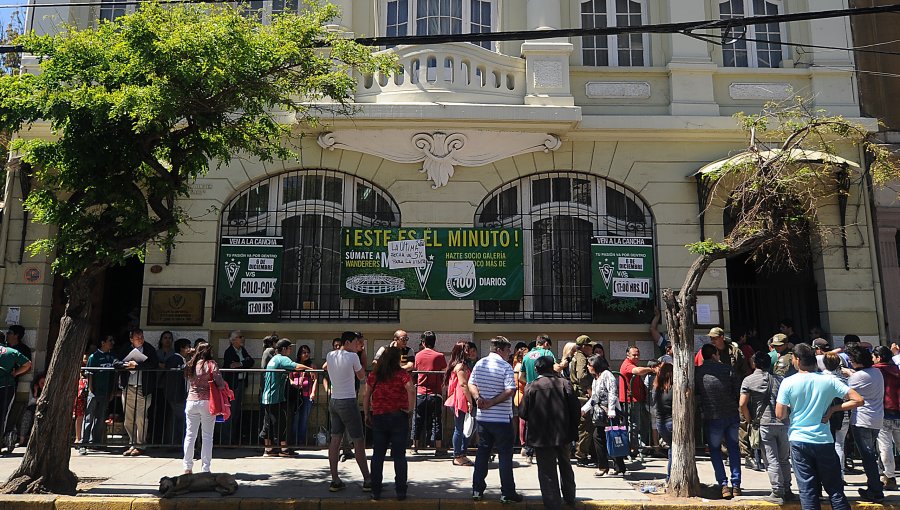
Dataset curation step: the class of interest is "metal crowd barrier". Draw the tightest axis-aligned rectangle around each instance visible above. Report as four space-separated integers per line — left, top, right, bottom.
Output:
67 367 467 451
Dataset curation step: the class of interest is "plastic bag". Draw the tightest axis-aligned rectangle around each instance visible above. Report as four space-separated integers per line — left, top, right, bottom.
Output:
463 412 476 438
315 427 328 446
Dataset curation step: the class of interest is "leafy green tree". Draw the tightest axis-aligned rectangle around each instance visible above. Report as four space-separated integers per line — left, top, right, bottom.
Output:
663 99 898 497
0 1 394 494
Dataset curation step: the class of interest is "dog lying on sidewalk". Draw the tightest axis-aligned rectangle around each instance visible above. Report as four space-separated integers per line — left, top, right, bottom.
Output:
158 472 238 498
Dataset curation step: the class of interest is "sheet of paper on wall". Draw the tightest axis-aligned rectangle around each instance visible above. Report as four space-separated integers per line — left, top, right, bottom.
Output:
696 303 712 324
123 348 148 363
5 306 19 326
387 239 426 269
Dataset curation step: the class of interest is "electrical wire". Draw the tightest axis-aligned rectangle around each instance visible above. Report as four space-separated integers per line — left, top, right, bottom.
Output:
0 2 898 53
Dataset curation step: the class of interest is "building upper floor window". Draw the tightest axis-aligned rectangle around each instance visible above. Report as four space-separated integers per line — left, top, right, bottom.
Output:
719 0 784 68
580 0 648 66
99 0 131 22
384 0 496 50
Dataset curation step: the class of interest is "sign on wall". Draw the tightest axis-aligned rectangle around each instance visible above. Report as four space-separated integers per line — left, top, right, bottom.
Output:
147 288 206 326
341 227 524 300
591 236 655 323
214 236 283 322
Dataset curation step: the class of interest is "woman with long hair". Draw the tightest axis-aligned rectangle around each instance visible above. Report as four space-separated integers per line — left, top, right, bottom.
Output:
290 344 318 445
182 341 225 473
363 346 414 501
583 354 626 476
512 343 528 459
444 340 475 466
652 362 674 479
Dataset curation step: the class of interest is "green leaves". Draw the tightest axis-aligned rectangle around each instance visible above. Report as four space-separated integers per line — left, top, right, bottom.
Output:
0 1 395 277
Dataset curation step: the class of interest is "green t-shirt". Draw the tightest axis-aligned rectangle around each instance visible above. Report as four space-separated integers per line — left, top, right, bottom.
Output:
86 349 117 396
522 347 556 384
261 354 296 405
0 346 29 388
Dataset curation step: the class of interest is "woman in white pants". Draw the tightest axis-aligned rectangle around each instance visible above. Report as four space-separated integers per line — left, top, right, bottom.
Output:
183 342 225 473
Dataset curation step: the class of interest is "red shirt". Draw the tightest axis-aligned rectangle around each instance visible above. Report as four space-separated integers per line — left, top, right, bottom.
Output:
694 349 704 367
367 370 411 415
875 362 900 413
415 347 448 395
619 357 647 403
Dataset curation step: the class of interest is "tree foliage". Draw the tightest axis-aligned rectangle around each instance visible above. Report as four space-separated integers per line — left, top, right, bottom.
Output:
663 98 899 498
1 0 394 275
0 0 394 494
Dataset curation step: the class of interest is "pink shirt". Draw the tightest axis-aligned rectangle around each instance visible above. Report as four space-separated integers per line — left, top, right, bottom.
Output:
187 360 225 401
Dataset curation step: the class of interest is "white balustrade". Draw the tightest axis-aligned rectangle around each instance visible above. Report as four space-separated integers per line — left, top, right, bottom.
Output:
356 43 526 104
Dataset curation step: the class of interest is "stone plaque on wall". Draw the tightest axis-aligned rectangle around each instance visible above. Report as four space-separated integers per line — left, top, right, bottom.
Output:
147 288 205 326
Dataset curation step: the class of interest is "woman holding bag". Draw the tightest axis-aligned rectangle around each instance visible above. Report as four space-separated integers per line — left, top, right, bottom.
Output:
182 341 225 474
444 341 475 466
582 354 626 477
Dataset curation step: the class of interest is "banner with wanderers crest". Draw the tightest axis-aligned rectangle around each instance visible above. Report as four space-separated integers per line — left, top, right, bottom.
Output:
591 237 655 323
340 227 523 300
214 236 283 322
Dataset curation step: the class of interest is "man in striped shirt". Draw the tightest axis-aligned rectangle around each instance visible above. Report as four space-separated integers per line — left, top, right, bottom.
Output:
468 336 523 504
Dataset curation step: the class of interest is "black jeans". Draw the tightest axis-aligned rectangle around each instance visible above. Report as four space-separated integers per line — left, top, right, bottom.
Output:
259 401 287 443
412 394 443 445
371 411 410 497
535 444 576 509
0 385 15 436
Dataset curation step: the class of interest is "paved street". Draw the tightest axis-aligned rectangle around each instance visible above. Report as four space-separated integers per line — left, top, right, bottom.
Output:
0 446 893 504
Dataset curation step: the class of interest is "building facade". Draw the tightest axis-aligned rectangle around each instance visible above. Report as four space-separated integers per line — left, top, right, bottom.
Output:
8 0 883 367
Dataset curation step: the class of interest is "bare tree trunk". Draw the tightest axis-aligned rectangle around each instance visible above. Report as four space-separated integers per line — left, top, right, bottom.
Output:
1 271 97 494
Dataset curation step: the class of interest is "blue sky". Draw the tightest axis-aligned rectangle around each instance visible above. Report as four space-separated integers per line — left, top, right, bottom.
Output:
0 0 24 37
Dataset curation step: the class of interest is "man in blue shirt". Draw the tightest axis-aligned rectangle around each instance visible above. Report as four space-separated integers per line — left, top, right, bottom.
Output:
776 343 863 510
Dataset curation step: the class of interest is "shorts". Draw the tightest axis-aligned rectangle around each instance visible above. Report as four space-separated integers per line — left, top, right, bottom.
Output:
330 397 364 441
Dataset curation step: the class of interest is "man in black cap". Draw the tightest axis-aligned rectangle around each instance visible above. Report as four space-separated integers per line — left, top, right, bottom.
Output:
520 356 579 509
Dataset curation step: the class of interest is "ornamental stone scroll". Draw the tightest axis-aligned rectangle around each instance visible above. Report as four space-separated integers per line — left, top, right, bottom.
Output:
318 130 562 189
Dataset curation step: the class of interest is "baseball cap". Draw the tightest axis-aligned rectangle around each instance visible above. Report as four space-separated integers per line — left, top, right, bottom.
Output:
812 338 830 350
706 327 726 338
275 338 294 350
575 335 594 346
770 333 787 347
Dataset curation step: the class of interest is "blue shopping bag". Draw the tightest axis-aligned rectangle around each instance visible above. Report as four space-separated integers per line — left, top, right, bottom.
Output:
606 425 629 458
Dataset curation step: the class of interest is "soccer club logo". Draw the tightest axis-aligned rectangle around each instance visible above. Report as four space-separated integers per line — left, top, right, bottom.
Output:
414 256 435 292
225 258 241 288
445 260 477 298
599 261 614 290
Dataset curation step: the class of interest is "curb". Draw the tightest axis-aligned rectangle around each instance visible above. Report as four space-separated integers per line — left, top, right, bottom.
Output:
0 497 898 510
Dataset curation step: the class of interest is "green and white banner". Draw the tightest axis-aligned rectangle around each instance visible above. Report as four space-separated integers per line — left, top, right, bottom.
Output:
591 237 655 323
341 227 524 300
214 236 283 322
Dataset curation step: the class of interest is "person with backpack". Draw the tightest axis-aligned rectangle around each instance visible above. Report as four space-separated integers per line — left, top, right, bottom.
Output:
740 351 793 503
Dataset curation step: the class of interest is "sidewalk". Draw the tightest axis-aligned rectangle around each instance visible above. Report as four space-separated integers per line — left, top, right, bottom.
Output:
0 447 895 508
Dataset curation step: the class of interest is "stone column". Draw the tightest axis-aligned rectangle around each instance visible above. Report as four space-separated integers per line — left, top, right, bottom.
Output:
879 217 900 341
521 0 573 106
666 0 718 115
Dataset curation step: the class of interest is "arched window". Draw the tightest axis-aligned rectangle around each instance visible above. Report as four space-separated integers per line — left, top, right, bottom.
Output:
383 0 496 50
475 172 654 322
220 169 401 320
719 0 785 68
580 0 649 66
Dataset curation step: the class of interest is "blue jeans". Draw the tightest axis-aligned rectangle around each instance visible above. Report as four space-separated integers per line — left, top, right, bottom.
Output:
292 396 313 445
452 412 467 457
371 411 409 497
657 419 673 481
791 441 850 510
705 416 741 487
851 425 884 496
473 420 516 497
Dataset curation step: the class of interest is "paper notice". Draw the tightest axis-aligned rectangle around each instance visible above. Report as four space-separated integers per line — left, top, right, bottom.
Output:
387 239 426 269
696 303 712 324
5 307 19 326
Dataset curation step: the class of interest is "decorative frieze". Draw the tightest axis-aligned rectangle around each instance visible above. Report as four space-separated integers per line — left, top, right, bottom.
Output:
585 81 651 99
318 130 562 189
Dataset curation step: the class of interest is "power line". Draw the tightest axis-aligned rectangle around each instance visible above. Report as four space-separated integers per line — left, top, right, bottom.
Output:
1 3 900 53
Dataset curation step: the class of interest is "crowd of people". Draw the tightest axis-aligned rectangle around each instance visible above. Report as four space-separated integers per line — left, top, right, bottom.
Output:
6 316 900 508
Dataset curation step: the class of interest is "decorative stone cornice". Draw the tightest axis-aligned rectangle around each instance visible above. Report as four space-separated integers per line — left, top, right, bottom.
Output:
318 130 562 189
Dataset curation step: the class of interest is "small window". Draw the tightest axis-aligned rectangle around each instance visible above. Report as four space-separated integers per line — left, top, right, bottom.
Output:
581 0 648 66
720 0 784 68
